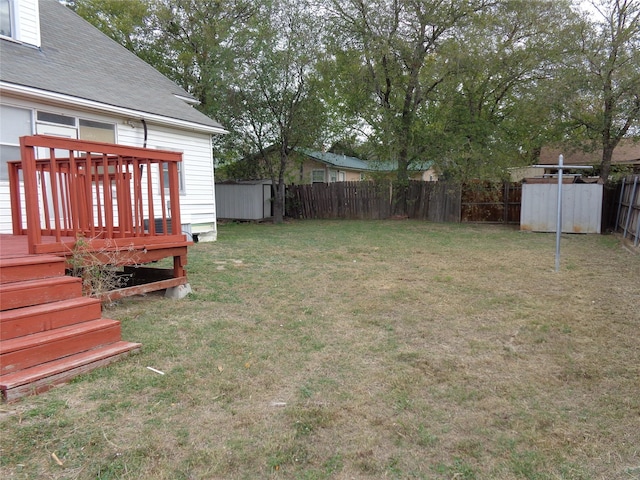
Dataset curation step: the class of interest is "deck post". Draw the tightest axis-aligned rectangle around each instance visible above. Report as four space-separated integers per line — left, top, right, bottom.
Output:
19 137 42 254
8 162 23 235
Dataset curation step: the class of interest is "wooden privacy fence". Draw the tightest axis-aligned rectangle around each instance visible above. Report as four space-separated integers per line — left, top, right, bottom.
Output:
8 135 184 255
461 182 522 223
286 180 521 223
287 181 393 219
615 175 640 246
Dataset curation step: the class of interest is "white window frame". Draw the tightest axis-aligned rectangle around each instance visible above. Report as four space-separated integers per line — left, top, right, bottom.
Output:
0 0 14 39
36 111 116 144
158 150 186 195
78 118 116 143
0 104 33 182
311 169 325 183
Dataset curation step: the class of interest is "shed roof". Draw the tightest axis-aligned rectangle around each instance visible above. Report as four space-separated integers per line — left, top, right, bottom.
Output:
0 0 225 133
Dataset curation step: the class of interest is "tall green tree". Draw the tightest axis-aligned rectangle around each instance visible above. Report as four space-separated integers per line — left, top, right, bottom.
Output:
71 0 257 124
326 0 491 210
560 0 640 180
426 0 578 180
226 0 327 223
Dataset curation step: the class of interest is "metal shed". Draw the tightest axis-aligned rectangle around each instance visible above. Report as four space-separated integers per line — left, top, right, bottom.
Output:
520 179 603 234
215 180 273 221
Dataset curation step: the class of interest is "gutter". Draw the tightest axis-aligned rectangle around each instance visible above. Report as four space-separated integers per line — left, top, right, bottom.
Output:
0 82 229 135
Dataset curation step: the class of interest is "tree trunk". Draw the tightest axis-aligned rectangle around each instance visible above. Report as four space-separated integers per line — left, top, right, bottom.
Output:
273 182 285 224
600 144 614 183
394 146 410 216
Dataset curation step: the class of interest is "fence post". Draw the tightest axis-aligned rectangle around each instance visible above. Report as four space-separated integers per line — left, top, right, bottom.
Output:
615 177 626 231
623 176 638 240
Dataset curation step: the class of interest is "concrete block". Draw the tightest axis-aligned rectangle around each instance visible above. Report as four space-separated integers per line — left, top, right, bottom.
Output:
164 283 192 300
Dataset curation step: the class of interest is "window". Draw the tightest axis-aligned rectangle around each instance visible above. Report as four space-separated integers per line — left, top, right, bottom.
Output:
37 111 76 127
330 171 337 183
158 149 186 195
36 111 116 143
311 169 325 183
0 105 32 181
0 0 13 38
79 119 115 143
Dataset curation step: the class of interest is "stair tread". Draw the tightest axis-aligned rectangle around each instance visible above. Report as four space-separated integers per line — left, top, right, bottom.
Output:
0 255 65 269
0 341 141 389
0 276 82 312
0 296 100 320
0 275 80 293
0 318 120 354
0 255 67 284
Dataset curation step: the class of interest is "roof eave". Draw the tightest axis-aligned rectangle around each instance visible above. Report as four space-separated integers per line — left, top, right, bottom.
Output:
1 82 229 135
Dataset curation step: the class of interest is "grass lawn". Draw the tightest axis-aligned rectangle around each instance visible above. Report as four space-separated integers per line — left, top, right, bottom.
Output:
1 220 639 479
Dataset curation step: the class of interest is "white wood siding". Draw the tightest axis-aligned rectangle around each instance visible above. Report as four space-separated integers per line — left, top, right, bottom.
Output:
14 0 41 47
118 123 217 239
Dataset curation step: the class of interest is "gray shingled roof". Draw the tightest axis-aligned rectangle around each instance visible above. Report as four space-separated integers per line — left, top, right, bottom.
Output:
0 0 225 132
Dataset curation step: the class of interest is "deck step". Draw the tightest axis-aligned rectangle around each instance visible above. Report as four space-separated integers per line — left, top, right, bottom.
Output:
0 255 66 284
0 341 141 402
0 276 82 311
0 319 122 375
0 297 102 341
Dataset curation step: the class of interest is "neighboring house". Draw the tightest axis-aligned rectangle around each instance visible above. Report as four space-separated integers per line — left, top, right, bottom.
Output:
511 139 640 180
538 139 640 174
295 150 438 183
0 0 227 241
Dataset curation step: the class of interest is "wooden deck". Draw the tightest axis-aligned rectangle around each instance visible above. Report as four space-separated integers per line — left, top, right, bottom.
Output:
0 135 195 401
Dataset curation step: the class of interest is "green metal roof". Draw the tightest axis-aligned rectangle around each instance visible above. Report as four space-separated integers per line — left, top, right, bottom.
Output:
298 149 433 172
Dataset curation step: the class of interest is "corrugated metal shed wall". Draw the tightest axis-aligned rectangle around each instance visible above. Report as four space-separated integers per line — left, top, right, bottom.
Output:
215 183 272 220
521 183 603 233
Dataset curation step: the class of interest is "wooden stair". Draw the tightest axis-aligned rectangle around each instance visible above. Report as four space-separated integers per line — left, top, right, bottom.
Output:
0 255 141 402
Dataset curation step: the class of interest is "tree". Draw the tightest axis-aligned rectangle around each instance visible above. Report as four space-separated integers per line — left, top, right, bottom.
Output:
561 0 640 180
226 0 327 223
425 0 578 180
70 0 257 126
326 0 491 211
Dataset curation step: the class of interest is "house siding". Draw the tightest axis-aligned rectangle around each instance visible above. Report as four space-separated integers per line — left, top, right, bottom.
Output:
13 0 41 47
0 95 217 240
298 158 364 184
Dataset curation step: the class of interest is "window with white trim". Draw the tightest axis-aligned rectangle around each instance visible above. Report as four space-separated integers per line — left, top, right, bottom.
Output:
79 119 115 143
311 169 325 183
0 0 13 38
36 111 116 144
157 148 186 195
0 104 32 181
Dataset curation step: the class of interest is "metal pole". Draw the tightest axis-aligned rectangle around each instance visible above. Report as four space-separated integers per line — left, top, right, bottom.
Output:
555 155 564 272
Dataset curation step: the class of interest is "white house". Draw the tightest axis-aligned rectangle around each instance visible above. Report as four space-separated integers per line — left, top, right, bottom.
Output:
0 0 227 241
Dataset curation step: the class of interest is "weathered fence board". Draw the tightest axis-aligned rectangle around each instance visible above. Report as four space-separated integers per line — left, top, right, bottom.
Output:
615 175 640 246
287 181 464 222
461 182 521 224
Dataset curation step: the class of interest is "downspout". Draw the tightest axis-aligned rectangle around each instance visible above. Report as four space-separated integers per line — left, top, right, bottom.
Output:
141 118 147 148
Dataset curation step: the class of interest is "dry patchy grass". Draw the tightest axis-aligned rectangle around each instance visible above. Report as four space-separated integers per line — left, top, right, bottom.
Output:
1 220 639 479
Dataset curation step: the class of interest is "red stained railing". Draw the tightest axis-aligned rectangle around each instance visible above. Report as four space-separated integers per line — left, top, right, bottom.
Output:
8 135 184 254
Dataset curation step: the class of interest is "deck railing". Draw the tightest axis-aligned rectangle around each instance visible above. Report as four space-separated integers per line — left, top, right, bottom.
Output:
8 135 185 255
